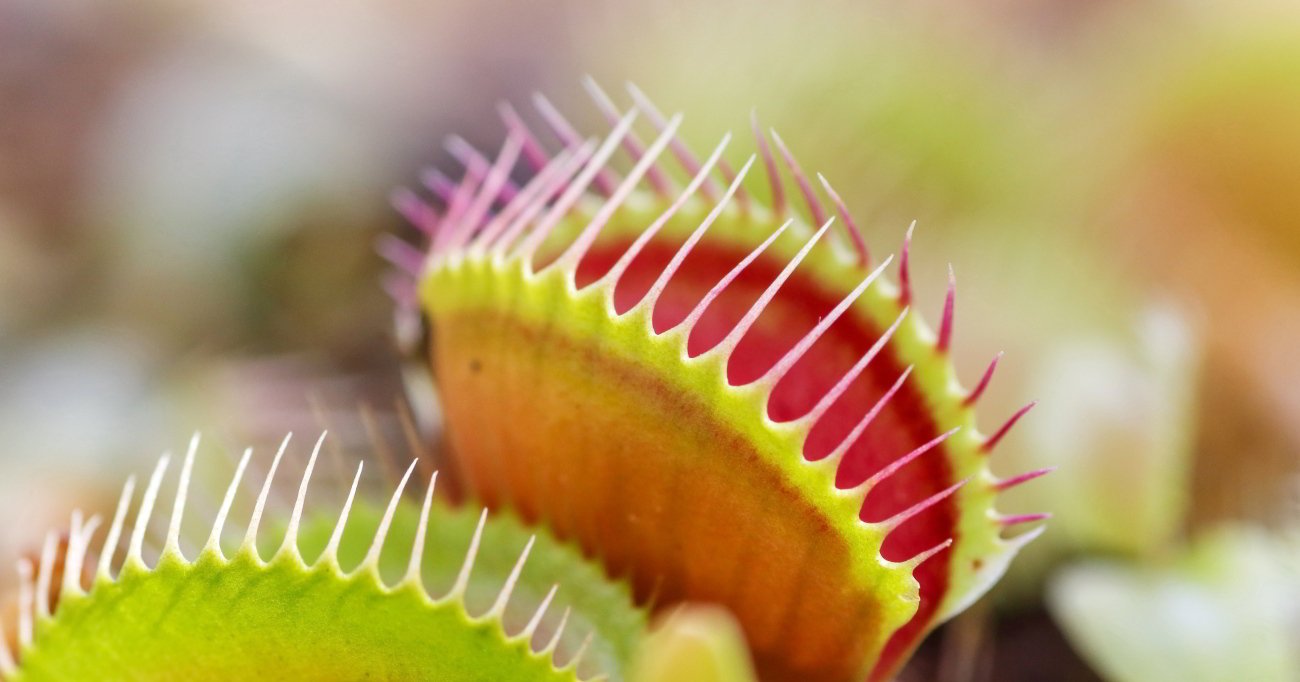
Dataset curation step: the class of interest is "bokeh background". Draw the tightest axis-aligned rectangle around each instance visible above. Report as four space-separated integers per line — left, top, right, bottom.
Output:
2 0 1297 679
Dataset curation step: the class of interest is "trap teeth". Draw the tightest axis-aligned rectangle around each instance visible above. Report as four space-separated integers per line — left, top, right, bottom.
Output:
407 83 1048 681
5 435 648 682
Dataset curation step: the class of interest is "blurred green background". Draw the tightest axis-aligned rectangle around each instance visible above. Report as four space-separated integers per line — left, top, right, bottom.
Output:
2 0 1297 679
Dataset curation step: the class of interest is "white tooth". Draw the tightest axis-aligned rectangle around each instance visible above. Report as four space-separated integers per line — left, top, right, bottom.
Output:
279 432 327 559
98 475 136 580
323 461 364 569
363 460 418 583
448 509 489 600
165 433 201 558
243 433 292 559
520 584 559 642
129 456 170 568
404 470 439 587
206 448 252 558
487 536 536 620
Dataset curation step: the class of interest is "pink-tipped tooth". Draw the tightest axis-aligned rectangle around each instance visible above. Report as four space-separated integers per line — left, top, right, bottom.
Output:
390 187 439 236
816 173 869 267
626 82 721 202
475 145 587 255
420 168 456 203
531 93 586 148
769 128 828 229
490 143 598 258
445 135 490 171
638 154 757 317
904 538 954 572
431 153 488 256
800 307 908 427
678 217 794 340
982 401 1037 454
822 367 914 472
964 351 1003 407
709 217 837 361
377 234 426 276
498 101 552 171
381 272 418 309
496 178 520 204
859 428 961 495
513 108 639 265
447 135 521 203
488 142 595 258
716 156 751 214
937 264 956 354
994 467 1055 493
899 221 916 306
534 92 618 197
752 111 786 218
878 478 970 535
582 76 673 198
597 134 733 291
552 112 684 277
759 254 895 388
445 133 524 253
999 513 1052 527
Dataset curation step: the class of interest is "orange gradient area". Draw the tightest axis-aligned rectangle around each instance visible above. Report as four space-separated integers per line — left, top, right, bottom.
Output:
430 221 976 680
435 309 900 680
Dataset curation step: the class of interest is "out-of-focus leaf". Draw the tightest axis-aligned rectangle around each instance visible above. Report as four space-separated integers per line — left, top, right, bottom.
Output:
1017 307 1198 554
1049 526 1300 682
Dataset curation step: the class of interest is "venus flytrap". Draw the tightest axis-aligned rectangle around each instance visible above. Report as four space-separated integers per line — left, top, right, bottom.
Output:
396 82 1048 681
